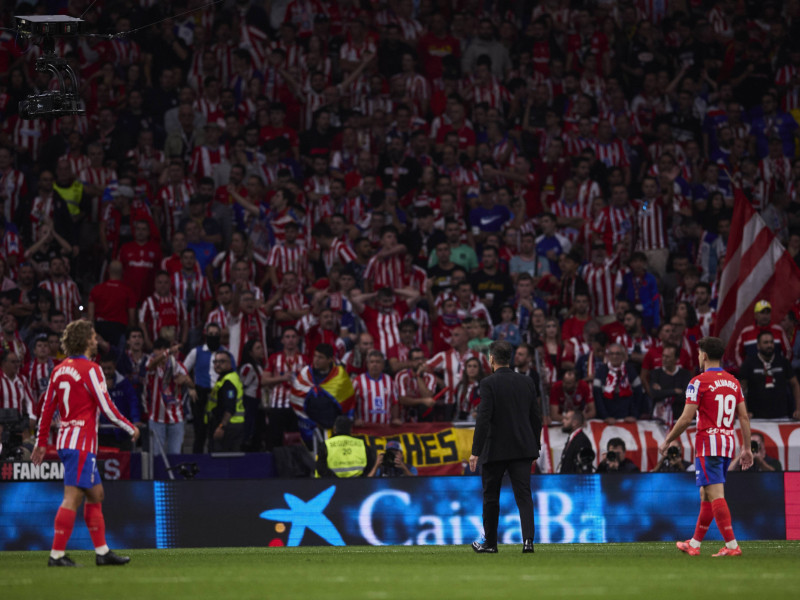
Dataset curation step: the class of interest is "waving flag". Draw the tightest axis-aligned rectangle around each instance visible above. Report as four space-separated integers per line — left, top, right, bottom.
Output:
713 189 800 361
290 366 355 437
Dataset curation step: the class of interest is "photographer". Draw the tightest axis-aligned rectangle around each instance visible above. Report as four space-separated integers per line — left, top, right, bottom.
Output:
651 440 692 472
597 437 640 473
368 440 418 477
729 433 782 472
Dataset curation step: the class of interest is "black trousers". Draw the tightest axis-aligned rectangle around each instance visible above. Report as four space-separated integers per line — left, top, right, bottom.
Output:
192 387 210 453
480 458 535 547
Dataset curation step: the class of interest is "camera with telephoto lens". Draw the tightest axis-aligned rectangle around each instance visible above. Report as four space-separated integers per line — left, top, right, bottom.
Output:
605 450 618 463
0 408 27 460
751 441 759 453
382 448 397 470
667 446 681 460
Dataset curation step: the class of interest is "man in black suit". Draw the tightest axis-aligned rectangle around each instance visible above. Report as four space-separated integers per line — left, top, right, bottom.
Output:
470 341 543 554
558 410 594 474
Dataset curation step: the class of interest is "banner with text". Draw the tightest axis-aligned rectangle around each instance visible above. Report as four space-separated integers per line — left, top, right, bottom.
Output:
353 423 474 475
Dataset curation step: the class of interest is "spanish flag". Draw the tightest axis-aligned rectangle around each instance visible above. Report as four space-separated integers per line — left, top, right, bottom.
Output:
290 365 355 431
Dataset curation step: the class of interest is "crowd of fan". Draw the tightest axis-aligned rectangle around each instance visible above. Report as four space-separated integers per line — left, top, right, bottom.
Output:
1 0 800 458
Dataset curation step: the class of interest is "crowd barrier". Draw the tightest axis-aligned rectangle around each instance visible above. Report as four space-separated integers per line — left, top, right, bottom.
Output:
354 419 800 474
1 473 798 550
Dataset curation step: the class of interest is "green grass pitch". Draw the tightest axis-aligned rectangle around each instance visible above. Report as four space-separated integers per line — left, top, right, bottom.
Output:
2 543 799 600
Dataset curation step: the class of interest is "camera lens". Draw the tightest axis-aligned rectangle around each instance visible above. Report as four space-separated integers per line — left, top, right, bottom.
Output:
751 441 759 453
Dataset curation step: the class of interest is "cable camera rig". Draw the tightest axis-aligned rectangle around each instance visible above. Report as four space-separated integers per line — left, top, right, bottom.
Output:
14 15 87 119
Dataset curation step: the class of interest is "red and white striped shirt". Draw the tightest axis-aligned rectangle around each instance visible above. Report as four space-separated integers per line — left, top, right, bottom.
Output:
697 308 716 338
267 243 309 283
228 310 269 365
577 179 602 207
580 257 618 318
360 305 403 356
0 371 34 417
634 197 667 251
145 355 189 424
190 145 228 179
139 294 187 343
29 194 55 241
0 168 27 223
427 349 490 405
267 352 307 409
157 181 195 239
455 380 480 417
25 358 55 404
37 358 135 453
353 373 397 425
4 116 48 161
364 253 406 290
38 278 81 321
172 272 213 330
78 166 117 191
593 139 630 169
206 306 232 330
593 205 635 250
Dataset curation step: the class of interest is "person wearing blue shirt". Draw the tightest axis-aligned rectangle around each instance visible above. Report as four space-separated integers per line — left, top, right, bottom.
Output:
470 184 511 243
535 212 572 278
183 323 227 453
98 355 141 450
619 252 661 331
749 93 799 159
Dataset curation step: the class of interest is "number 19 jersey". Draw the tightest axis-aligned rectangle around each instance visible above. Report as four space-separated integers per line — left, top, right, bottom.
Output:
685 367 744 458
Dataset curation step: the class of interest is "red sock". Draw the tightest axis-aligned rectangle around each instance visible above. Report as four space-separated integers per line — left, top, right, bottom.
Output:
712 498 735 543
52 507 77 552
84 502 107 549
693 501 714 541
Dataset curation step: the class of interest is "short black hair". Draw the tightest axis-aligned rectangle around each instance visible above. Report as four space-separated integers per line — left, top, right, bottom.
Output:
698 336 725 361
488 340 513 366
607 437 626 451
315 343 334 359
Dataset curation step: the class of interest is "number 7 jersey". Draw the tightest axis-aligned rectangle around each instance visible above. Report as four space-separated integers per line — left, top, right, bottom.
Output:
685 367 745 458
36 357 136 454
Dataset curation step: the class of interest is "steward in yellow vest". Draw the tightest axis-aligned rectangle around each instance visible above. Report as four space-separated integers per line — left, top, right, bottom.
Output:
315 416 376 478
209 351 245 451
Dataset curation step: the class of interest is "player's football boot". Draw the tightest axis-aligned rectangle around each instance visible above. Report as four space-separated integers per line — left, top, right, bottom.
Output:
522 539 535 554
96 550 131 566
712 546 742 557
48 555 79 567
676 540 700 556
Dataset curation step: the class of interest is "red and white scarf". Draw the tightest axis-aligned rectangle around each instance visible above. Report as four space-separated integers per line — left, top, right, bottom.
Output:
603 363 633 399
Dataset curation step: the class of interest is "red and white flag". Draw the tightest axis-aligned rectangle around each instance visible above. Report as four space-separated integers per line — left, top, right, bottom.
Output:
713 189 800 361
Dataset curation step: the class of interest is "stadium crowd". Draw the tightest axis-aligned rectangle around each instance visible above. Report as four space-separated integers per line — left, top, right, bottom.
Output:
1 0 800 460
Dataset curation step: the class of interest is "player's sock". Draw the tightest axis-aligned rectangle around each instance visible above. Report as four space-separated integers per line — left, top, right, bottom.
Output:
690 501 714 546
51 506 77 559
84 502 108 555
711 498 737 548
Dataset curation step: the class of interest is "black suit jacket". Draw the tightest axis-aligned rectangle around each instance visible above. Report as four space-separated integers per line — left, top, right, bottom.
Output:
472 367 543 464
558 429 593 474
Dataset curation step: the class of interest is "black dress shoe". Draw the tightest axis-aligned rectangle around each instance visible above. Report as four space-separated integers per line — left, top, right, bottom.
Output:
522 539 535 553
472 541 498 553
48 555 79 567
96 550 131 566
